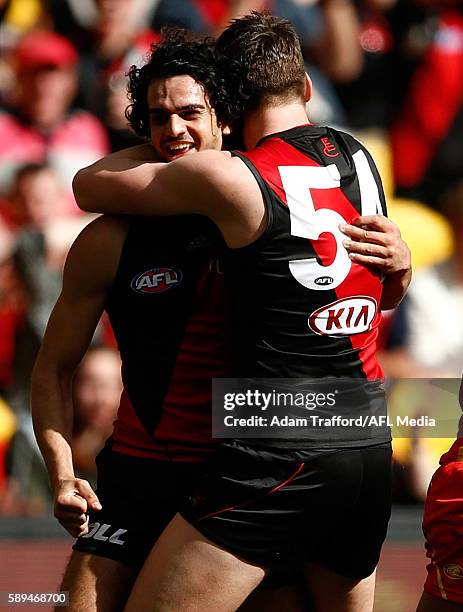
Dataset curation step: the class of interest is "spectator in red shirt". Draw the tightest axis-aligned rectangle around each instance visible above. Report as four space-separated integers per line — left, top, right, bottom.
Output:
0 31 109 203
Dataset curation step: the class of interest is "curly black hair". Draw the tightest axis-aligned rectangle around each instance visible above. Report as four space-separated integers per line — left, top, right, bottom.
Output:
126 28 234 139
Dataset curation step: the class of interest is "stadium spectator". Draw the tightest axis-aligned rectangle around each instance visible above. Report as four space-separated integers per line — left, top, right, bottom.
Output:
5 163 94 417
0 30 109 199
47 0 159 47
0 162 71 231
0 215 23 392
151 0 264 34
335 0 420 130
377 182 463 503
151 0 361 126
303 0 363 125
390 1 463 209
101 32 155 151
393 184 463 378
67 1 159 123
1 164 94 517
0 0 45 51
71 347 122 484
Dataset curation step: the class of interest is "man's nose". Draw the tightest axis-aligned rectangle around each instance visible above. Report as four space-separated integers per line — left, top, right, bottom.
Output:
166 114 186 137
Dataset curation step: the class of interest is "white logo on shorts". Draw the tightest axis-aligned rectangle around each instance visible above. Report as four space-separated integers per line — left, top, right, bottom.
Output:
81 522 127 546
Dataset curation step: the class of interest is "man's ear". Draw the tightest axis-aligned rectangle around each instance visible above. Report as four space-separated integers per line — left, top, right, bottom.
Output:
304 72 312 103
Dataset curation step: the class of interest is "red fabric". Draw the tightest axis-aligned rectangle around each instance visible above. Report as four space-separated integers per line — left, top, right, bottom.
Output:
15 31 78 70
112 254 230 461
105 30 160 80
0 441 9 490
193 0 228 27
100 313 117 350
0 197 27 230
0 307 25 389
0 110 110 200
242 136 384 381
391 10 463 190
423 439 463 604
112 390 216 462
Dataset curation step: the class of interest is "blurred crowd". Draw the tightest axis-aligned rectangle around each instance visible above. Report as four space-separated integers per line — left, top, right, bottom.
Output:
0 0 462 515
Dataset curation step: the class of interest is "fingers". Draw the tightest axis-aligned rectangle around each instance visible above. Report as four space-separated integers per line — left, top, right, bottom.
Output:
346 242 410 274
339 215 409 274
342 235 396 258
53 478 102 538
351 215 399 233
346 252 393 269
54 498 89 538
55 480 101 511
339 223 396 247
343 240 389 259
342 227 385 245
58 512 90 538
74 479 102 511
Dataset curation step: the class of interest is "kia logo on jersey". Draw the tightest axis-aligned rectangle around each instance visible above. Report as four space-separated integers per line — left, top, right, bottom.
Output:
308 296 377 336
131 267 183 294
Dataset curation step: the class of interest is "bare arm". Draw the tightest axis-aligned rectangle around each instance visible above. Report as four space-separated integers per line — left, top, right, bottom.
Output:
314 0 363 83
31 216 127 536
74 146 223 216
341 215 412 310
73 149 265 248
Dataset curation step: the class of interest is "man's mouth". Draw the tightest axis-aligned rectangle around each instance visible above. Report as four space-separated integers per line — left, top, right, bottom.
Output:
164 142 196 158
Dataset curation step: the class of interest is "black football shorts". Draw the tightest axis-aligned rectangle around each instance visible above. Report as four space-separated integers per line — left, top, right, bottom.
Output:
181 440 392 579
73 443 204 568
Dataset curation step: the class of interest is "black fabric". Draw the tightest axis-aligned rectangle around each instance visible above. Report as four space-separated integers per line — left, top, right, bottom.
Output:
73 444 204 568
181 440 392 579
225 126 389 448
105 216 222 435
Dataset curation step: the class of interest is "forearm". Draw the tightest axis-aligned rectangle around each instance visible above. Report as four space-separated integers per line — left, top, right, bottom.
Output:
31 366 75 488
317 0 363 82
33 364 102 536
73 144 163 215
94 143 158 163
380 267 412 310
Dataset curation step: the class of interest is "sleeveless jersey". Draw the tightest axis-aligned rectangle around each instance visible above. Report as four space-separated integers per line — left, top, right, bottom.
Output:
228 124 389 448
107 216 231 461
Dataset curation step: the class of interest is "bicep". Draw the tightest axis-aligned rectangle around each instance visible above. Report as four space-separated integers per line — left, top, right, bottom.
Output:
74 159 190 216
358 145 388 217
35 286 106 376
74 152 227 219
34 217 123 375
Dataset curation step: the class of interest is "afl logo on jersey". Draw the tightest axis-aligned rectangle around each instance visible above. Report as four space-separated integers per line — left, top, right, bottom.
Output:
314 276 334 286
131 267 183 294
308 296 377 336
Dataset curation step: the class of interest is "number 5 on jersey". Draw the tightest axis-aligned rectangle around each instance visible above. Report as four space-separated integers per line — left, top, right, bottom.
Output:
278 150 384 291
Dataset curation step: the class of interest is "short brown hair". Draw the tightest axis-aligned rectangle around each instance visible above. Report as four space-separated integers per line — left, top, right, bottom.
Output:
216 11 306 116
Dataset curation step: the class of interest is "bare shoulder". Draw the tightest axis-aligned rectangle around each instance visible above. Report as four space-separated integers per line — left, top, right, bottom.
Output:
69 215 128 255
175 150 261 201
176 151 265 247
64 215 129 293
179 150 241 177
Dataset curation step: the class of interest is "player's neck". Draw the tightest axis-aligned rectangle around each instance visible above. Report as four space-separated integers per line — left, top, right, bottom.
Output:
242 102 309 150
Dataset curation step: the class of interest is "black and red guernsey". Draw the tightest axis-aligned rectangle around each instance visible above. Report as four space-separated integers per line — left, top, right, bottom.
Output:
228 124 389 447
107 216 231 461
